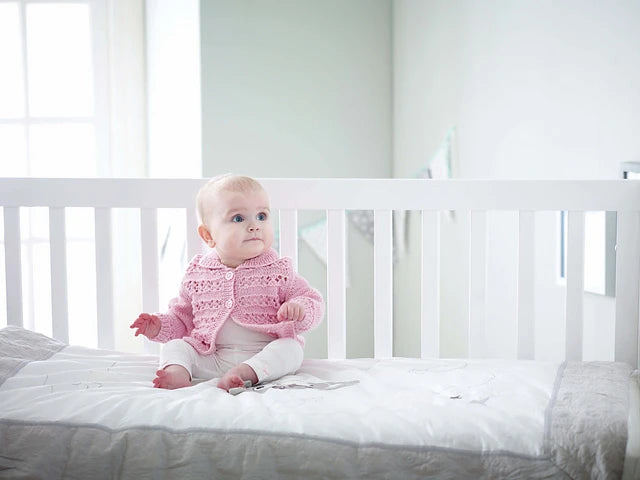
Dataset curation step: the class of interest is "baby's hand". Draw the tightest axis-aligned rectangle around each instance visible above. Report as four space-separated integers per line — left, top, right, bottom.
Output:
277 302 305 322
130 313 161 339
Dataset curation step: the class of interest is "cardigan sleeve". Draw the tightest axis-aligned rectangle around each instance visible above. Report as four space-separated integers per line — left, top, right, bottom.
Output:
151 284 194 344
151 257 198 344
282 263 325 334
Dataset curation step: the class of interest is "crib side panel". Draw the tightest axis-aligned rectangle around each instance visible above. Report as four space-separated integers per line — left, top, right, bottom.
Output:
516 211 535 360
262 179 640 211
1 178 639 368
279 210 298 271
3 207 23 328
140 208 161 354
614 211 640 368
186 206 201 261
2 178 640 211
95 207 115 350
326 209 347 360
374 209 393 358
49 207 69 344
468 211 487 359
565 211 586 362
420 210 440 359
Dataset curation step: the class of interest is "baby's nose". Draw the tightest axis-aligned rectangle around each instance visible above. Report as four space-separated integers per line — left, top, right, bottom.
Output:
248 223 260 231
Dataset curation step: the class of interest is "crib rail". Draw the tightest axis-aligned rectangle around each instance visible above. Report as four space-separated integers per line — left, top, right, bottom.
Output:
3 178 640 210
1 178 639 367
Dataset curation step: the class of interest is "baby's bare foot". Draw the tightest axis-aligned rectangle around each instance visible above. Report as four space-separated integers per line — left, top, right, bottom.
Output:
217 373 246 392
217 363 258 392
153 365 191 389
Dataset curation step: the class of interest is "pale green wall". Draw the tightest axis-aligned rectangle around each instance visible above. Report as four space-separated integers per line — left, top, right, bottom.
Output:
200 0 640 361
200 0 392 358
200 0 392 179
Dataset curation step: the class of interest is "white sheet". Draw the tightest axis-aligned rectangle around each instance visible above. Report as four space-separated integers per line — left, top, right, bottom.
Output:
0 344 560 455
0 327 635 479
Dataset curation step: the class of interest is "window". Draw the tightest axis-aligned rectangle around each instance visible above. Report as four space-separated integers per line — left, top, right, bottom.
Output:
0 1 197 351
0 0 108 342
0 0 108 177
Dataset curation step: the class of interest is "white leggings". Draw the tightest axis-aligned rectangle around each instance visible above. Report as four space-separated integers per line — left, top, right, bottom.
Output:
159 335 304 384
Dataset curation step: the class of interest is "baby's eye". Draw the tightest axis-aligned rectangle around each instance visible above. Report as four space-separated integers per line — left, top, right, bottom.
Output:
257 212 268 221
231 214 244 223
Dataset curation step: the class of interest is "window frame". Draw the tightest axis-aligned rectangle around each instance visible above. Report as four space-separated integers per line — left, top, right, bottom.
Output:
0 0 110 177
0 0 109 334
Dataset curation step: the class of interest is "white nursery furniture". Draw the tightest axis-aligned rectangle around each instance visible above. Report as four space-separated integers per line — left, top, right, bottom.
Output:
1 177 639 479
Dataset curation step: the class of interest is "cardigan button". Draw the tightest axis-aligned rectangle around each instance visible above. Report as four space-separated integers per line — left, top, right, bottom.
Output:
225 271 234 280
225 299 233 308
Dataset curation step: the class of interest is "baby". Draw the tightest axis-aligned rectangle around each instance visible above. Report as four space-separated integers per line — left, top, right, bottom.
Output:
130 174 324 392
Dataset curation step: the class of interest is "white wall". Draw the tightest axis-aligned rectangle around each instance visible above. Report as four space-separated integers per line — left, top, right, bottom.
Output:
200 0 393 357
108 0 147 353
393 0 640 359
146 0 202 178
112 0 203 353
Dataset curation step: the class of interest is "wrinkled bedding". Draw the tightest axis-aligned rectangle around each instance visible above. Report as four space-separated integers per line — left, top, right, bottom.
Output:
0 326 636 479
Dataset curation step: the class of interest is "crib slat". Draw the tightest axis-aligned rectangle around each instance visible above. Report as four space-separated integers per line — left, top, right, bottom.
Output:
374 209 393 358
140 208 160 354
279 209 298 271
327 210 347 359
468 211 487 358
95 208 115 349
614 211 640 368
49 207 69 344
3 207 23 327
421 210 440 358
565 211 585 361
140 208 160 312
517 211 535 360
186 206 201 260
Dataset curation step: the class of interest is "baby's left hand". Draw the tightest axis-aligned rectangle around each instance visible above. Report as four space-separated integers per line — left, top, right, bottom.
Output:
277 302 305 322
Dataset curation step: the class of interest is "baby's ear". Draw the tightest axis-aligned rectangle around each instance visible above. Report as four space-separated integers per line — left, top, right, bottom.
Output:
198 224 215 247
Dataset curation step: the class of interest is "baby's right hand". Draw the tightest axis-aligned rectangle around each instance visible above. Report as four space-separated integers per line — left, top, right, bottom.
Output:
130 313 161 339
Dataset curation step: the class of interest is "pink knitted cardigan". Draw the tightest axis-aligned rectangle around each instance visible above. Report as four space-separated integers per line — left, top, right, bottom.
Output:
152 248 324 355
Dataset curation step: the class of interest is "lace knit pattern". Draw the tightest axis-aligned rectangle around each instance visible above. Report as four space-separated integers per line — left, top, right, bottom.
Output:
153 249 324 355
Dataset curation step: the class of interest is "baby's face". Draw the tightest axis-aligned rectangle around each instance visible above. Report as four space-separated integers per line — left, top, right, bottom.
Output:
206 188 274 268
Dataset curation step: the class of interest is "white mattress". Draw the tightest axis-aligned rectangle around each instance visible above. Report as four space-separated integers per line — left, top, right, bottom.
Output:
2 348 557 452
0 326 636 479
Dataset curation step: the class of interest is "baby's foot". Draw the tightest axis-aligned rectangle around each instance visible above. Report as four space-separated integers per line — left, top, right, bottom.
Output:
217 363 258 392
153 365 191 389
217 372 246 392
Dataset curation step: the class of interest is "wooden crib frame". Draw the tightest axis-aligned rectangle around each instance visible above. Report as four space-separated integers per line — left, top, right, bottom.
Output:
1 178 639 368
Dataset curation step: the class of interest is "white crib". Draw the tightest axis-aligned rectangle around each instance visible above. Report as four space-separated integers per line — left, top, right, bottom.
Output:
2 177 639 365
1 177 639 479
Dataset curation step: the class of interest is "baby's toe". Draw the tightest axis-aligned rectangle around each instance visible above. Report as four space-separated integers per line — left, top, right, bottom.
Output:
228 375 245 389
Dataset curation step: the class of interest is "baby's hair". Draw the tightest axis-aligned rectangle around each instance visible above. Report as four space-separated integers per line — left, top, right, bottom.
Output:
196 174 266 225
